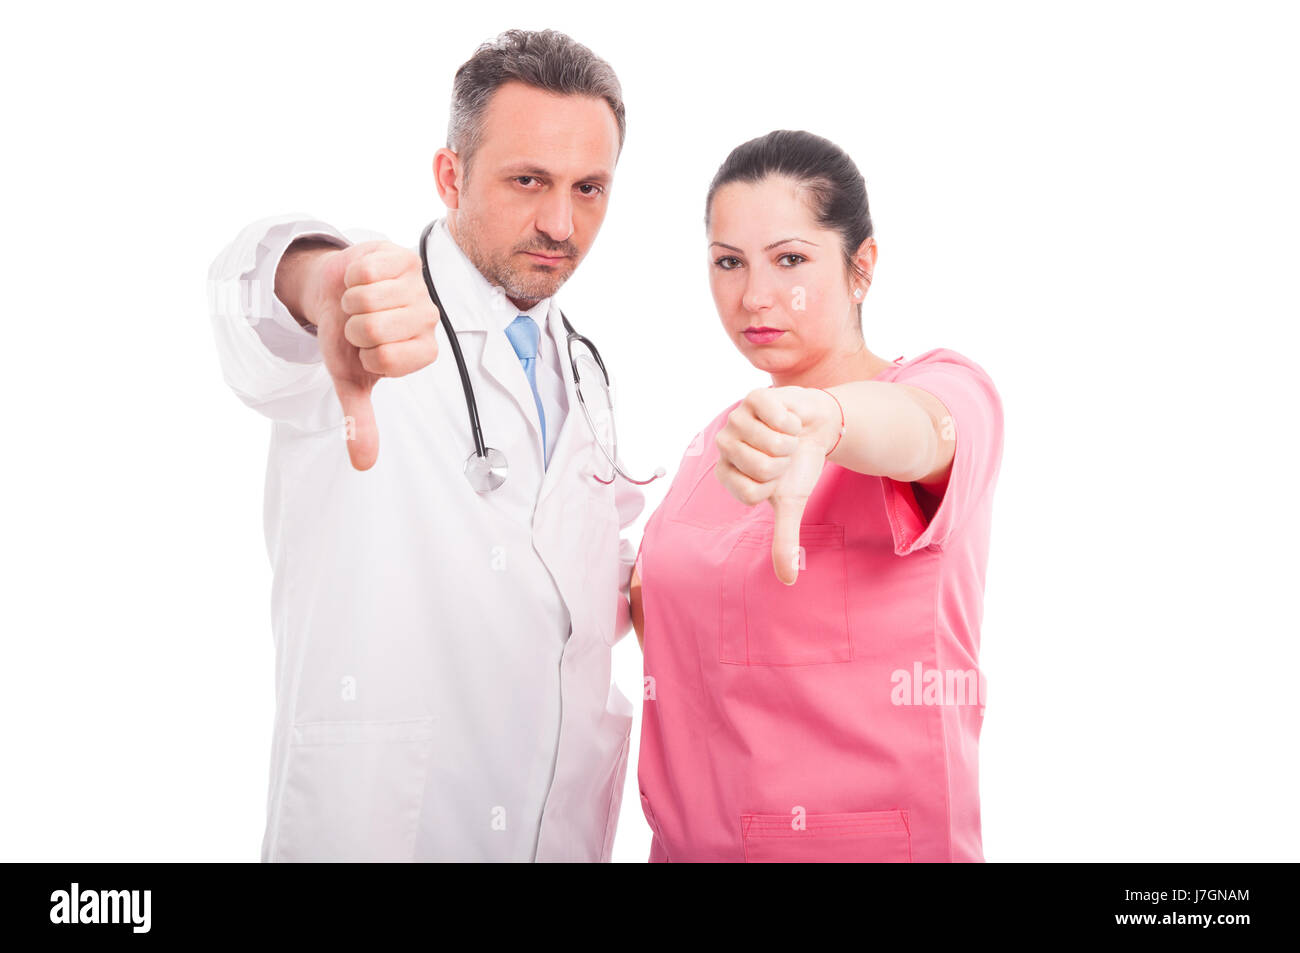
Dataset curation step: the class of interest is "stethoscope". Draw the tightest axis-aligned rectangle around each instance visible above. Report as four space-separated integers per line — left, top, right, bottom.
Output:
419 220 664 493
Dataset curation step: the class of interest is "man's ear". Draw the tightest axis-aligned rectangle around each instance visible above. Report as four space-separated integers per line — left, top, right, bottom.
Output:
433 147 462 209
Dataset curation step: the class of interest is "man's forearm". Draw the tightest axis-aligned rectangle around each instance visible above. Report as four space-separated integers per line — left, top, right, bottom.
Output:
274 238 342 328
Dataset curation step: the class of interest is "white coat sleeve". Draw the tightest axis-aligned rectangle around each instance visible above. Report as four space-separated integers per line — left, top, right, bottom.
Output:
205 213 388 430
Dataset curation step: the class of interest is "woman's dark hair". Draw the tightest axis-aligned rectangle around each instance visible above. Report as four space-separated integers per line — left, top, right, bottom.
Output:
705 130 874 317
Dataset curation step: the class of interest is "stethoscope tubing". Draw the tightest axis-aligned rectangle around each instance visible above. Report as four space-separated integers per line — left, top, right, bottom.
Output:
419 220 488 459
418 219 663 489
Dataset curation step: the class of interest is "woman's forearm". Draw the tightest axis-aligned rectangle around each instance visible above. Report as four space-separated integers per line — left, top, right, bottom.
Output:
630 566 645 650
806 382 948 484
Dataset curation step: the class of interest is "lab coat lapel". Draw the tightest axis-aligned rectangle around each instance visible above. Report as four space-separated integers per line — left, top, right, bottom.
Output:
425 221 546 462
532 303 604 638
536 305 587 511
475 319 547 463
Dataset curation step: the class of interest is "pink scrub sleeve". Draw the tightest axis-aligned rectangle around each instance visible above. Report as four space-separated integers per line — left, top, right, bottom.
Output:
880 350 1004 556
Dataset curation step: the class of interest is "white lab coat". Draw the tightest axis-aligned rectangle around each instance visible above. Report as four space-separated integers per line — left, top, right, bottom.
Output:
206 213 643 862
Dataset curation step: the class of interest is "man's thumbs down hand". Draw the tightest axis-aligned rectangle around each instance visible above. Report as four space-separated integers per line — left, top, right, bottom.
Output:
295 240 441 471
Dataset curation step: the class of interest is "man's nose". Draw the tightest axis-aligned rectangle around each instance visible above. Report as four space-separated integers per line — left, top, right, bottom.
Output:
534 190 574 243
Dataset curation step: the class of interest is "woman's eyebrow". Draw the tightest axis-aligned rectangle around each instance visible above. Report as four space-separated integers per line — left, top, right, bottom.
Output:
763 237 819 251
709 238 820 253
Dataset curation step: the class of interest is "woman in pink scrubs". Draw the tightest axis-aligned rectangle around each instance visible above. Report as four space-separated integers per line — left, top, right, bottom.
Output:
631 130 1004 862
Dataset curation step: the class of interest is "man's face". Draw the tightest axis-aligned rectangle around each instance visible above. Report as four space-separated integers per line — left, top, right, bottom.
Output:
448 81 620 308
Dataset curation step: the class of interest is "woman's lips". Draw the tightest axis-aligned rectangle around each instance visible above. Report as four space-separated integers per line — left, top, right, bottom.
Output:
743 327 786 344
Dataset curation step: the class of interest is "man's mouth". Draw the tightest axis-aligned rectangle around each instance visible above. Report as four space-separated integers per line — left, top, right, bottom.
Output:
521 251 570 265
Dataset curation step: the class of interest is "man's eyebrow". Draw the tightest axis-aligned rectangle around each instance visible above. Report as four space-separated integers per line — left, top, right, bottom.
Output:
501 164 612 184
708 237 820 253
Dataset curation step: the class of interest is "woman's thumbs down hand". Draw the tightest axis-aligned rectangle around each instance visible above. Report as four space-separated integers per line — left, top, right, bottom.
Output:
714 386 843 584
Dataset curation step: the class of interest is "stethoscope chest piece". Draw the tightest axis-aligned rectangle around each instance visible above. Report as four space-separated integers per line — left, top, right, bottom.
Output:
465 447 508 493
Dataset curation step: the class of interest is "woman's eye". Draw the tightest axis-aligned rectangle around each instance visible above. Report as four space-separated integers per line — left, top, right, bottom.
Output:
777 253 806 267
713 256 742 270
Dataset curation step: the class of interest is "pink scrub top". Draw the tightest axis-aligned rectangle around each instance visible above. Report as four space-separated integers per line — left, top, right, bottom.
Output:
636 348 1004 862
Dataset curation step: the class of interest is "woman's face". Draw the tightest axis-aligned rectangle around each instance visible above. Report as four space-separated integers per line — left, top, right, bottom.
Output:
707 175 866 379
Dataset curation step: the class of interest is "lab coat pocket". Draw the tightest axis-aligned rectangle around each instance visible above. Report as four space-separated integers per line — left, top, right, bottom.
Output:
271 716 436 862
720 524 852 665
563 486 621 644
740 810 911 862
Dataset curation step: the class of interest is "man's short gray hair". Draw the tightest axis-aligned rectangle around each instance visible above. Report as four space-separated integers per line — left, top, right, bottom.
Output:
447 29 626 171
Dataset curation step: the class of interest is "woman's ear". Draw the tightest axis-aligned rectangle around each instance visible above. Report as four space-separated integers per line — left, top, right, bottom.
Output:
851 236 878 295
433 147 463 209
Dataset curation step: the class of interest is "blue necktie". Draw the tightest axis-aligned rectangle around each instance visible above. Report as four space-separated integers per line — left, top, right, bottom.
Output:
504 314 546 465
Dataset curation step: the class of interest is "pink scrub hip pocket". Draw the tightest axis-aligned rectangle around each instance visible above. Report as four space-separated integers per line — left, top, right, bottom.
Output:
720 524 852 666
740 809 912 862
640 792 671 862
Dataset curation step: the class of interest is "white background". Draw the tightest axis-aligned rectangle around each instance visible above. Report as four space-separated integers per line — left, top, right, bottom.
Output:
2 0 1297 862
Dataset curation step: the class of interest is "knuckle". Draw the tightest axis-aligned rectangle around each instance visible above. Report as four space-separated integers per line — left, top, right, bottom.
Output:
354 254 383 286
367 344 395 375
774 487 808 507
343 285 374 315
353 313 383 345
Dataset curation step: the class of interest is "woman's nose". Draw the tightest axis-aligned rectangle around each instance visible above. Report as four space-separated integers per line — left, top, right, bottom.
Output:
741 275 776 312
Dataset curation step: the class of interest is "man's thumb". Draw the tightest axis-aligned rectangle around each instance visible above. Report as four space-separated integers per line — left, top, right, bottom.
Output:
336 381 379 471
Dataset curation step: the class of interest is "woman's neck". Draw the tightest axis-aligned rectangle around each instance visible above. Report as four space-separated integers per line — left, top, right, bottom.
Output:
771 339 893 389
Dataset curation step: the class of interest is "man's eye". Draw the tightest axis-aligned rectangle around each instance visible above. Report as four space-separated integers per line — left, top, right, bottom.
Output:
777 253 806 267
577 183 604 196
516 176 539 187
714 256 742 270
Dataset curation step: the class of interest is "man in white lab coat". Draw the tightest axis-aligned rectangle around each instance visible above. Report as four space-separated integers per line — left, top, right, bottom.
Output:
206 29 644 861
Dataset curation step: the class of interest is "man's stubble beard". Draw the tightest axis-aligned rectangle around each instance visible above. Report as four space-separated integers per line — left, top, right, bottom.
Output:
454 207 579 307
